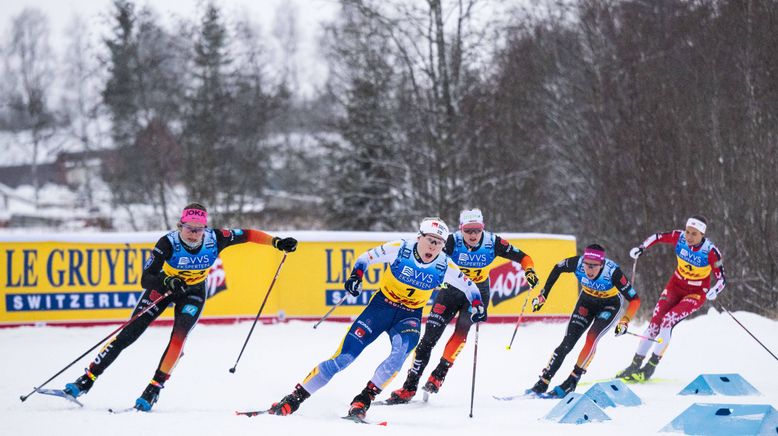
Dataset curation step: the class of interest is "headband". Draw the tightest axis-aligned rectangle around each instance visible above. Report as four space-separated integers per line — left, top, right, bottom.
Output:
583 247 606 263
686 218 706 234
181 208 207 225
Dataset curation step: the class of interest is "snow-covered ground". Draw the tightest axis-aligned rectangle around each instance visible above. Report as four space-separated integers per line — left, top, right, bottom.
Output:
2 309 776 435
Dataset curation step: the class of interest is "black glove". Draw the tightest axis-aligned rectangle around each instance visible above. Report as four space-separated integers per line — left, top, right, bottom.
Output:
344 273 363 297
163 275 188 297
525 268 540 288
273 237 298 252
470 299 487 323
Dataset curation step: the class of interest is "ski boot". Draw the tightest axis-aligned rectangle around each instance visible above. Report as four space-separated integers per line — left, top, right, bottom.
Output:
387 372 419 405
423 359 451 394
347 381 381 420
525 376 550 395
549 365 585 398
64 369 97 398
134 380 163 411
631 354 661 382
616 354 645 380
268 383 310 416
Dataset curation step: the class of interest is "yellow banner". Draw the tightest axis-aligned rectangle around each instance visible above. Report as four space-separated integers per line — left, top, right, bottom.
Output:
0 232 578 325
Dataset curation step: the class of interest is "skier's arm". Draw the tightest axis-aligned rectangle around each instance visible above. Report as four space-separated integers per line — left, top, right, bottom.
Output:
443 261 482 304
641 230 682 250
538 256 579 300
494 236 535 270
140 237 174 291
347 240 403 280
707 245 726 296
612 267 640 322
214 229 279 254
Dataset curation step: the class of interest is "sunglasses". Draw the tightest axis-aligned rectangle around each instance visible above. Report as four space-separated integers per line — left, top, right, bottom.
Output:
422 235 444 246
181 223 207 234
462 228 483 235
582 262 602 268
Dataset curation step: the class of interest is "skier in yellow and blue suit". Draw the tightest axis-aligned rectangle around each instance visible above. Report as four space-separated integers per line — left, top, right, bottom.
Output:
266 217 485 420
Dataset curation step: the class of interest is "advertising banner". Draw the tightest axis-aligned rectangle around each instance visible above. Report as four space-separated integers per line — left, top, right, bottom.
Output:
1 231 577 326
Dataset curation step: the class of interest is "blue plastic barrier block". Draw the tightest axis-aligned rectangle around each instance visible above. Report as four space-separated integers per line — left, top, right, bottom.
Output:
543 392 611 424
661 403 778 435
583 379 642 408
679 373 761 396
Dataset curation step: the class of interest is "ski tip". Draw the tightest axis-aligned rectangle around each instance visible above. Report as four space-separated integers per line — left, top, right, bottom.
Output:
108 407 134 414
377 421 388 426
235 410 268 417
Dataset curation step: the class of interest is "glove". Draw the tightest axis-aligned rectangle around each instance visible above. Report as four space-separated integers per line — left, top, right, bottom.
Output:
344 273 363 297
531 294 546 312
470 299 486 323
629 246 645 259
706 281 725 301
614 317 629 336
163 275 187 297
524 268 540 289
273 237 298 252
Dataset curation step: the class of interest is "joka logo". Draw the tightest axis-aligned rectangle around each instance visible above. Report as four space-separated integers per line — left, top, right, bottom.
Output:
185 209 206 217
489 262 530 306
354 327 366 338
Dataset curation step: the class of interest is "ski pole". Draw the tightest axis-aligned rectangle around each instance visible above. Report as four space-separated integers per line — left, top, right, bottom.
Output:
626 331 663 343
20 290 172 402
719 304 778 362
229 252 288 374
506 290 531 350
313 286 358 329
469 322 480 418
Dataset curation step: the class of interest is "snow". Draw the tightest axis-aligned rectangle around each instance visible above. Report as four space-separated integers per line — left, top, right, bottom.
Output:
2 308 776 435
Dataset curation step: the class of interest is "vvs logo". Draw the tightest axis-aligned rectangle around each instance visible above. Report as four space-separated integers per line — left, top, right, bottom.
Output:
458 253 487 264
401 266 433 283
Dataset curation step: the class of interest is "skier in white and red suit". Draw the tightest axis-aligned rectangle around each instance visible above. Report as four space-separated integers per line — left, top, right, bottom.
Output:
617 215 727 381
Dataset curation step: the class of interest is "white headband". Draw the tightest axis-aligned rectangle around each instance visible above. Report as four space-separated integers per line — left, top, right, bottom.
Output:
686 218 707 234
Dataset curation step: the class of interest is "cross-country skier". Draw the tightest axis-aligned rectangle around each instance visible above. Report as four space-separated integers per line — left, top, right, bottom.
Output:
265 217 485 421
616 215 726 381
61 203 298 411
527 244 640 398
387 208 539 404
